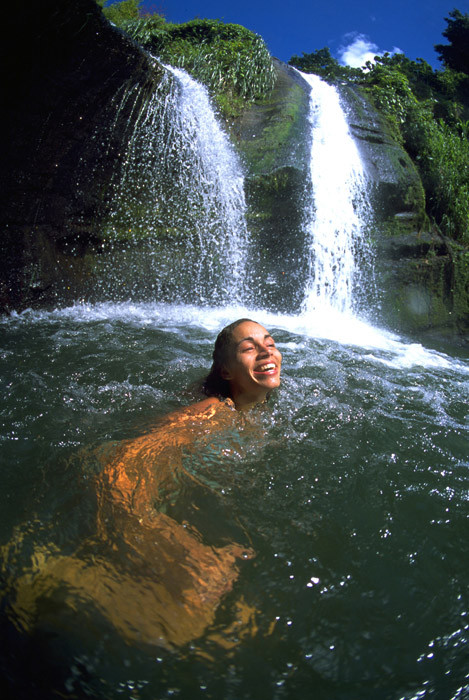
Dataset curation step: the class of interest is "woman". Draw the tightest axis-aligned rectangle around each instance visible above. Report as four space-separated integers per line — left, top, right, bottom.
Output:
5 320 282 650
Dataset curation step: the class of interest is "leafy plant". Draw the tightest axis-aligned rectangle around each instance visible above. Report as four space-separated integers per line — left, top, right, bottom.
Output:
100 0 142 23
405 111 469 241
100 5 276 118
358 53 469 243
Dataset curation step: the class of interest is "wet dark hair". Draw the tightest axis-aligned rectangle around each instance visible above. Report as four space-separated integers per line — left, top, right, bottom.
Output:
202 318 255 398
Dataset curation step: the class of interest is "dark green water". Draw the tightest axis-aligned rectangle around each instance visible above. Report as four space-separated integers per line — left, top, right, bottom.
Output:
1 302 468 700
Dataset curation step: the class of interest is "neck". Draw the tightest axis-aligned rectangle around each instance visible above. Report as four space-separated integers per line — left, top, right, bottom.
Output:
231 389 269 412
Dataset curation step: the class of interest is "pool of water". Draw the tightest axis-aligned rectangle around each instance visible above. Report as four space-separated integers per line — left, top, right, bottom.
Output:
1 302 468 700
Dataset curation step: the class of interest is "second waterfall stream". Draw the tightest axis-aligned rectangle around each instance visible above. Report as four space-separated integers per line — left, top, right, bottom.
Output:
298 70 372 319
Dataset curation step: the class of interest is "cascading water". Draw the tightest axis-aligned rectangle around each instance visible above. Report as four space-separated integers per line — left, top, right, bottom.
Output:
164 65 250 304
89 64 371 321
92 60 250 305
298 71 371 320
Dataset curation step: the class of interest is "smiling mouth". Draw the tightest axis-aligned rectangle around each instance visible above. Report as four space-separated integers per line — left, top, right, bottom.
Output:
254 363 277 373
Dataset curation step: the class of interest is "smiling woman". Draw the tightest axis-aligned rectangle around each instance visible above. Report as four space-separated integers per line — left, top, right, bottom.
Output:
203 318 282 410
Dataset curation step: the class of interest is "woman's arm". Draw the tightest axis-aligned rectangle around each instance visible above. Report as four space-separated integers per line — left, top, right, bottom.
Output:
96 396 228 519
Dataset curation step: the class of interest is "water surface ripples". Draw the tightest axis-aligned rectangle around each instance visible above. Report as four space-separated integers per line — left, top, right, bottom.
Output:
0 302 468 700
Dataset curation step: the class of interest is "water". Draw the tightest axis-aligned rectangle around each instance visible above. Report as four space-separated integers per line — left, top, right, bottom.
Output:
2 67 468 699
1 303 468 700
299 71 372 316
84 62 250 305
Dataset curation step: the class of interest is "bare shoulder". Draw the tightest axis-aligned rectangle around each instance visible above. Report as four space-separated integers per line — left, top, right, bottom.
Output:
159 396 229 428
184 396 223 415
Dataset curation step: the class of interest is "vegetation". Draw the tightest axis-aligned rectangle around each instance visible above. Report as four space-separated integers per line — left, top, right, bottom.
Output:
98 2 469 245
288 47 361 83
98 1 276 118
97 0 141 23
435 8 469 73
289 11 469 245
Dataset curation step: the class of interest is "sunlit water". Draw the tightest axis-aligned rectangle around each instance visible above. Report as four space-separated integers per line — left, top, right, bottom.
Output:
1 302 468 700
80 62 250 305
298 71 372 316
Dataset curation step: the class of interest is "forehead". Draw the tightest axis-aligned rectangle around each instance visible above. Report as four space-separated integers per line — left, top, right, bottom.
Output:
231 321 270 343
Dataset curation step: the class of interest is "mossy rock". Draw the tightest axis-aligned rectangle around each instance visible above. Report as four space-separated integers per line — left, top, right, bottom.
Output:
243 166 308 311
341 84 427 230
376 233 469 337
451 245 469 336
230 59 310 176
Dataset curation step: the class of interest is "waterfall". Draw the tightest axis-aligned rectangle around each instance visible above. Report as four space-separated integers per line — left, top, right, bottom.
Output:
298 71 371 318
94 60 250 306
89 62 373 321
163 65 250 304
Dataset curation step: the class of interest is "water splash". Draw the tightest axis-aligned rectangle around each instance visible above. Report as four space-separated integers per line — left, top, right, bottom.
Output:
91 60 250 305
299 72 371 317
163 65 250 304
6 300 468 374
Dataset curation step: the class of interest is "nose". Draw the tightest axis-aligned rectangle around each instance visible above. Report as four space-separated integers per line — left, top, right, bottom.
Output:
257 342 271 357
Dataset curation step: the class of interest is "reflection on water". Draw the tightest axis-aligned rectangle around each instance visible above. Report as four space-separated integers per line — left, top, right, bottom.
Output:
1 303 468 700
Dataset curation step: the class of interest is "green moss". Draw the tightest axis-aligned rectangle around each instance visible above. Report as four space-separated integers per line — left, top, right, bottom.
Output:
213 93 245 120
247 169 298 219
231 62 310 179
450 246 469 331
238 84 304 174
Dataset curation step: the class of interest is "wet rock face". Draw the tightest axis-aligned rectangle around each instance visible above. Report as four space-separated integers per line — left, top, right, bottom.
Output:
341 85 427 230
231 60 311 176
0 0 158 311
229 60 311 311
336 85 466 338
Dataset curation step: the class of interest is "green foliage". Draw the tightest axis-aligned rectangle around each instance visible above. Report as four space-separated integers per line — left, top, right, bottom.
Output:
435 9 469 73
105 11 276 118
358 53 469 243
361 59 418 140
288 47 361 82
101 0 142 23
157 21 276 103
118 14 168 43
405 112 469 241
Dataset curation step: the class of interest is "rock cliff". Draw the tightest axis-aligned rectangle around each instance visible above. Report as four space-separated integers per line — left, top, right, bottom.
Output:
0 0 162 310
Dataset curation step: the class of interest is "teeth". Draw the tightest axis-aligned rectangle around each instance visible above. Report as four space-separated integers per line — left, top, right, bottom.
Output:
257 363 275 371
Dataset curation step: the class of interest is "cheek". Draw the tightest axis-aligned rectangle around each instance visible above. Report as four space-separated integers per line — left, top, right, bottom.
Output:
223 357 250 380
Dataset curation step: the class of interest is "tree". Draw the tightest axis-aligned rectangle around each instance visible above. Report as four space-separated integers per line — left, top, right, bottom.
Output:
288 47 360 82
99 0 142 24
435 9 469 74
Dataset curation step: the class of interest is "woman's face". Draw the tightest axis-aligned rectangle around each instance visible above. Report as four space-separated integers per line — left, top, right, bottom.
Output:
222 321 282 408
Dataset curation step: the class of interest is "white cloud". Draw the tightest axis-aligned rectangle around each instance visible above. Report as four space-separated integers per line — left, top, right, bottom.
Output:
338 33 402 69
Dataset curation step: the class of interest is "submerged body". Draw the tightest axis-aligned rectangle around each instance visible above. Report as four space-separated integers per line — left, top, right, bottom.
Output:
4 320 281 648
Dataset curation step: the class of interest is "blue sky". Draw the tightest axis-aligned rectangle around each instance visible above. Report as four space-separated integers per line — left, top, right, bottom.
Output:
141 0 469 69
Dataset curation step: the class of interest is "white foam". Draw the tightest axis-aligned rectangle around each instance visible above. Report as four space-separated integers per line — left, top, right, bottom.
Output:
4 301 467 375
